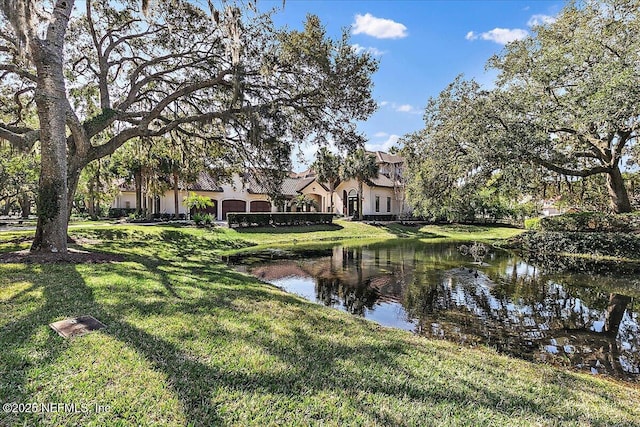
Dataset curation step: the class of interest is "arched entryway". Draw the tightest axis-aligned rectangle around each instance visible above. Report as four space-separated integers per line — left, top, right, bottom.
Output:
347 189 358 217
250 200 271 212
222 199 246 220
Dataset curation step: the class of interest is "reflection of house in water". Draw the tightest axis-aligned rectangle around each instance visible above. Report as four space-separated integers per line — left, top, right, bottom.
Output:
247 245 408 316
251 263 308 282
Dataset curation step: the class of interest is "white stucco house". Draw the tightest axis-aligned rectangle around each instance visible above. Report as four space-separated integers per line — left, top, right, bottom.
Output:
110 151 411 220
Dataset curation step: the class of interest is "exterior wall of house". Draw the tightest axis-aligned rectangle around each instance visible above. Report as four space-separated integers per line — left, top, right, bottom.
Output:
215 176 274 220
112 193 137 211
300 180 402 217
365 186 400 216
111 154 411 220
111 175 274 220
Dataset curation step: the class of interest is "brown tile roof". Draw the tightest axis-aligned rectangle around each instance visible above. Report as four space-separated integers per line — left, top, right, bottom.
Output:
117 153 402 196
280 178 303 196
292 169 316 179
369 151 404 164
186 173 223 192
244 173 298 196
368 174 396 188
243 175 267 194
295 177 317 192
117 173 224 193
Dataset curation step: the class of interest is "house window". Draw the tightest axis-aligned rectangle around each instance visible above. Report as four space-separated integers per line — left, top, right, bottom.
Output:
375 196 380 213
386 197 391 212
125 201 131 209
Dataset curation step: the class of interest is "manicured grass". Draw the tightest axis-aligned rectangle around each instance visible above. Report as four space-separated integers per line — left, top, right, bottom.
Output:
2 224 638 426
220 220 524 254
417 223 525 241
0 231 32 254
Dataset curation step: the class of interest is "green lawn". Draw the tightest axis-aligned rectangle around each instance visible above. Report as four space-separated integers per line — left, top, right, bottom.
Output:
1 222 639 426
0 220 524 255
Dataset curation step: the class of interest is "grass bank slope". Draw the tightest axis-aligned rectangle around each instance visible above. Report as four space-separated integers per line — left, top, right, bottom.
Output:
1 224 638 426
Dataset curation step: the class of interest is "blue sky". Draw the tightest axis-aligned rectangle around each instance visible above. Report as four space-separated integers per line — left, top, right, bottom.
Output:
258 0 564 170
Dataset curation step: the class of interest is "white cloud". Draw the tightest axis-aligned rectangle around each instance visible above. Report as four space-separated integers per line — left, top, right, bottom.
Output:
393 103 421 114
466 13 556 46
527 14 556 27
466 28 529 45
367 134 401 153
373 132 389 138
351 44 385 56
352 13 408 39
395 104 414 113
379 101 421 114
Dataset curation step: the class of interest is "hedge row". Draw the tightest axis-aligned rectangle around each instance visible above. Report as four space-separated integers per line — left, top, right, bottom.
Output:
512 231 640 260
537 211 640 232
362 215 396 221
227 212 333 228
108 208 137 218
508 231 640 274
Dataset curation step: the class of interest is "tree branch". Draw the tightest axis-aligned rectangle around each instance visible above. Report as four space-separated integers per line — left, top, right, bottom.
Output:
530 157 610 177
0 123 39 151
0 63 37 81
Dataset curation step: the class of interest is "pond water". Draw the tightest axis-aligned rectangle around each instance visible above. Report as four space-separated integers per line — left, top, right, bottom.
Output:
232 240 640 381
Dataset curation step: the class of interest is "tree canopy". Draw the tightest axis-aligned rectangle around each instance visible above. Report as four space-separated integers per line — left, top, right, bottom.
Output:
0 0 378 252
402 0 640 216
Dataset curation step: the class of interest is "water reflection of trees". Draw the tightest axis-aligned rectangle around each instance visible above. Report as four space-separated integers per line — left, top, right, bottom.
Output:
403 257 639 380
315 277 380 316
313 246 402 316
246 241 639 381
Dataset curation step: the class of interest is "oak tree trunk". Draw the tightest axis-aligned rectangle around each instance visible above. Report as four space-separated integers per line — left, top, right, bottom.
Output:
30 40 70 253
173 170 179 218
606 166 632 214
19 192 30 218
134 170 143 215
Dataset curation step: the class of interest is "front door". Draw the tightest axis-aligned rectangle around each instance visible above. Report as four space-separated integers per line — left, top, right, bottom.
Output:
347 190 358 216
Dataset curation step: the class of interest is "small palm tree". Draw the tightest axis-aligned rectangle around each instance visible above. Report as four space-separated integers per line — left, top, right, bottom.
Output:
311 147 342 214
341 148 379 220
292 194 317 211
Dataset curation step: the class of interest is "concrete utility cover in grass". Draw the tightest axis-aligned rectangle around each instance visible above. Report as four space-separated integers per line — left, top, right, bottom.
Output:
49 315 106 338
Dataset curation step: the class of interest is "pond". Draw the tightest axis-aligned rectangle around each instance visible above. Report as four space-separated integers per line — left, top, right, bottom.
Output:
231 240 640 381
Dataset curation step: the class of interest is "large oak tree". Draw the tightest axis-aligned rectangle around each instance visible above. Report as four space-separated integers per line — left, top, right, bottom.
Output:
403 0 639 214
0 0 377 253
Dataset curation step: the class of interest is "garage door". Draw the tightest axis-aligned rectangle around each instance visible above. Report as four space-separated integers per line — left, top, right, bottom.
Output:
222 200 246 220
250 201 271 213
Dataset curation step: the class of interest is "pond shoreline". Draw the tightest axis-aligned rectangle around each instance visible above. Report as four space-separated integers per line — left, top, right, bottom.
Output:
232 238 640 383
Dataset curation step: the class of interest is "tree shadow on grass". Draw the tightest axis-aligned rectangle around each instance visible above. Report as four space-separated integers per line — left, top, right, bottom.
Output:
2 248 640 426
379 224 439 239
